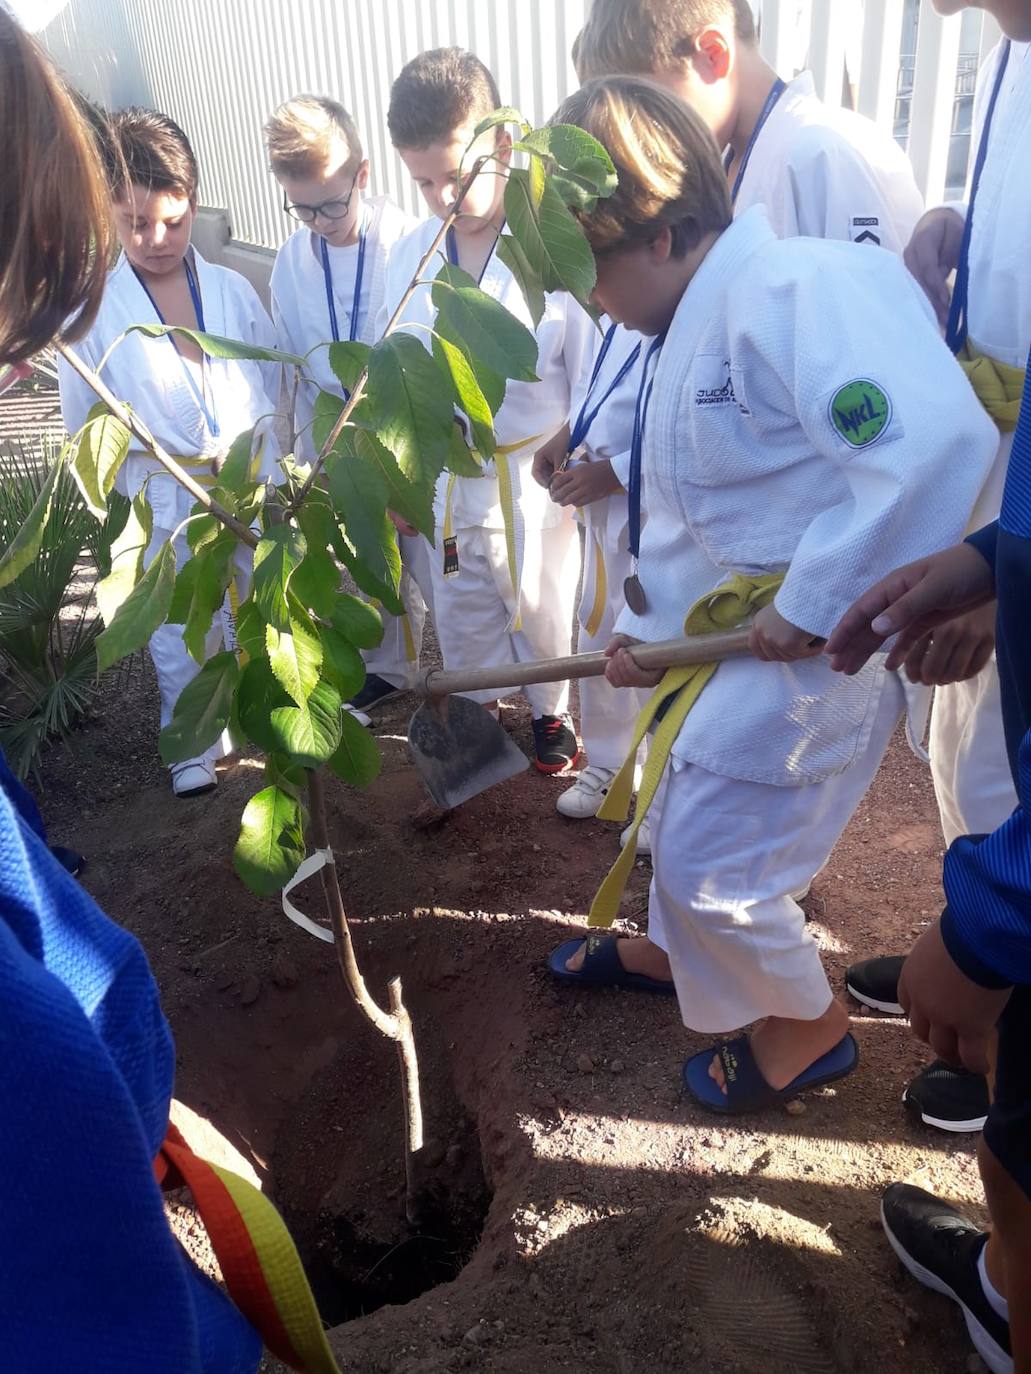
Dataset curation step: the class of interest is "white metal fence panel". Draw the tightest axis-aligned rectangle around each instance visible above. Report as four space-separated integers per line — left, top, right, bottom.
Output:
40 0 998 251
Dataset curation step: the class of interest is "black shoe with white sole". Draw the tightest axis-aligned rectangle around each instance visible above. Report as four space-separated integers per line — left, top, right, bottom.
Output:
881 1183 1011 1374
846 954 905 1014
904 1060 990 1134
349 673 403 713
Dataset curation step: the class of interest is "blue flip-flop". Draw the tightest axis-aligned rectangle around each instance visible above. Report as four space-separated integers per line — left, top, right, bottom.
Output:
547 934 677 995
682 1032 859 1114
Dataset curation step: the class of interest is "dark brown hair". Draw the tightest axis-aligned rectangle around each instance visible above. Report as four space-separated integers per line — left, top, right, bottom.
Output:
552 77 732 257
0 11 113 363
576 0 757 81
107 107 199 202
387 47 502 150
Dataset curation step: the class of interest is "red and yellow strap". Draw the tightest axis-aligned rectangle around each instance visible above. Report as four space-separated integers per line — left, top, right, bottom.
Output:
156 1124 342 1374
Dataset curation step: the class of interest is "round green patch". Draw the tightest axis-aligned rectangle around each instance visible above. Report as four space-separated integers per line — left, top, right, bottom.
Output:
829 379 892 448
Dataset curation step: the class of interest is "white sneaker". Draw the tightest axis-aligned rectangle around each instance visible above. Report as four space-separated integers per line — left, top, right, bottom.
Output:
556 765 617 818
619 813 651 854
171 758 218 797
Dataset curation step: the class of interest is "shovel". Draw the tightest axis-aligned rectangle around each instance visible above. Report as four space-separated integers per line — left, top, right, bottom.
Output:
408 626 753 810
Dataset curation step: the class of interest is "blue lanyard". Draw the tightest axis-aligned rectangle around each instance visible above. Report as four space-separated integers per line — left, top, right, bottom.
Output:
446 223 502 284
725 77 787 205
946 39 1011 355
568 323 642 454
627 333 666 562
132 256 219 437
320 209 369 345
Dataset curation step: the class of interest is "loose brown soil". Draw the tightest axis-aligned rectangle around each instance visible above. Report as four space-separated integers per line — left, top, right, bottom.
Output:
37 657 988 1374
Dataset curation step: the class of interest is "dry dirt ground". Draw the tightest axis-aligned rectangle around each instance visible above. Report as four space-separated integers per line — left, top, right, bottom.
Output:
36 657 990 1374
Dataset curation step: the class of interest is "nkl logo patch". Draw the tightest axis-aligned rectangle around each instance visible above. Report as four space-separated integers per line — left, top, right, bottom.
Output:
830 379 892 447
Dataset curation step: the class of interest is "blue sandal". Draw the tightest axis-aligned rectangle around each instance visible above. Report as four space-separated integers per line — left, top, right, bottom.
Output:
547 934 677 995
682 1032 859 1114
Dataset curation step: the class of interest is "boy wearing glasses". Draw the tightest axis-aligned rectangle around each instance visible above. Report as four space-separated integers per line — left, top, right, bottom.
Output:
266 95 427 713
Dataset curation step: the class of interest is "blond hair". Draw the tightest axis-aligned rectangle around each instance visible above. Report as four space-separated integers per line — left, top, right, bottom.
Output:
575 0 756 81
552 76 731 257
264 95 363 178
0 11 113 363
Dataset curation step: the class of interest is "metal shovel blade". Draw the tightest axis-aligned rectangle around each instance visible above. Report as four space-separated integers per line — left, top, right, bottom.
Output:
408 694 530 810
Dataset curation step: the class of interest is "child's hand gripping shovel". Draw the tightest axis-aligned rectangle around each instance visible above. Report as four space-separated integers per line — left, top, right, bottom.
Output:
407 627 754 810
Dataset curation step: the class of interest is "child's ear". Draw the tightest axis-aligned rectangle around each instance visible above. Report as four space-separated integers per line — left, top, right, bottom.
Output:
694 26 732 82
494 128 514 168
356 158 371 190
648 226 675 266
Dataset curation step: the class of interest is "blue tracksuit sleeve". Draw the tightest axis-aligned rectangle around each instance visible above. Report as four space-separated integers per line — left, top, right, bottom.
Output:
966 519 999 575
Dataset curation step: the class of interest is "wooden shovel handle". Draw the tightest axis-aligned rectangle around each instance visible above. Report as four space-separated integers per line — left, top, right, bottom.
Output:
416 627 753 698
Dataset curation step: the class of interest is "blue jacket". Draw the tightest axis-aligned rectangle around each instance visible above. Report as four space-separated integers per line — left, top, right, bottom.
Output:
0 754 260 1372
941 350 1031 989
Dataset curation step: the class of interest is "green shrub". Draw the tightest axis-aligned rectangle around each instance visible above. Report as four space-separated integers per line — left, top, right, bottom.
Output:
0 437 129 779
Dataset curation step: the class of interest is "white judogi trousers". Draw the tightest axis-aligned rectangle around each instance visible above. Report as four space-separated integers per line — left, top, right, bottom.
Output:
930 662 1017 843
362 532 433 690
428 516 580 718
576 524 646 770
646 672 905 1033
144 525 250 768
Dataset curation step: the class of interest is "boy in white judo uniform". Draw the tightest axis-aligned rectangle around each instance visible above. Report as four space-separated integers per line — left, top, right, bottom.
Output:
383 48 593 772
59 109 282 797
266 95 427 716
547 76 998 1110
846 10 1031 1134
546 0 924 853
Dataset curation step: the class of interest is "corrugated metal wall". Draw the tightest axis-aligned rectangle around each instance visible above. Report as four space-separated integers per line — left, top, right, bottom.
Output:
40 0 997 252
42 0 591 249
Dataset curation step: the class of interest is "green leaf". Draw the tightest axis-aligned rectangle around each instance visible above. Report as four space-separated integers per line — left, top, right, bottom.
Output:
125 324 305 367
266 603 322 707
328 520 403 616
268 677 342 767
233 786 306 898
432 263 539 383
351 429 436 537
69 404 131 518
237 657 292 752
167 538 235 664
264 752 307 801
234 598 266 659
329 594 384 650
218 426 266 494
505 169 597 306
495 233 547 330
96 541 176 672
328 708 382 788
290 540 340 619
327 341 371 394
158 650 239 764
96 492 152 625
367 332 455 486
252 525 306 631
431 334 497 457
0 442 64 591
515 125 618 200
445 422 485 478
318 624 365 699
472 106 531 139
327 449 408 601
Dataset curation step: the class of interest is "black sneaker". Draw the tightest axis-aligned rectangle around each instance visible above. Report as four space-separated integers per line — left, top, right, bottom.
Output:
532 714 581 774
881 1183 1010 1373
904 1060 990 1134
349 673 402 713
846 954 905 1014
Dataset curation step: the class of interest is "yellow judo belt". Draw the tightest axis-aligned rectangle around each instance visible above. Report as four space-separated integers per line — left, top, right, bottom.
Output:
959 343 1025 432
588 571 784 930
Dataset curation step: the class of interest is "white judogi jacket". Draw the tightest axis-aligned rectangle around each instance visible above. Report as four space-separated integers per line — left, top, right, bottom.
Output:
736 71 924 251
380 215 594 533
271 195 414 461
58 250 281 535
616 207 999 786
958 39 1031 528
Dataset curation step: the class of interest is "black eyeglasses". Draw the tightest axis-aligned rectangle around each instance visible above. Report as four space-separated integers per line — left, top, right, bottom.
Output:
282 170 360 224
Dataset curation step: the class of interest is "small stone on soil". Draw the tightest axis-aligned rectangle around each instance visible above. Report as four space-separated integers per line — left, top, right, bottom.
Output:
271 952 299 988
609 1058 625 1074
239 975 261 1006
576 1053 595 1074
784 1097 806 1115
463 1323 489 1346
214 972 234 992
